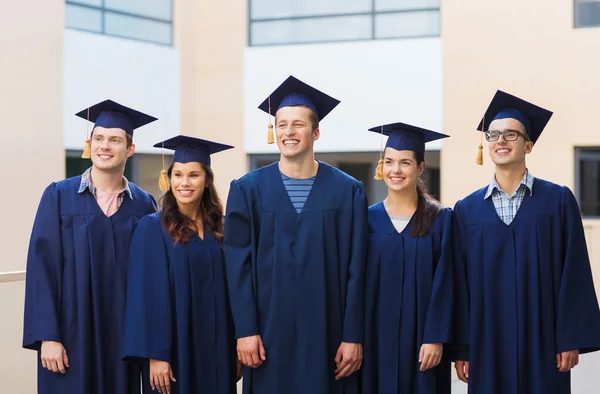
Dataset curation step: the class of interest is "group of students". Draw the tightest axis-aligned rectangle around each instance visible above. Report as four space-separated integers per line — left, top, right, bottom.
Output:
22 75 600 394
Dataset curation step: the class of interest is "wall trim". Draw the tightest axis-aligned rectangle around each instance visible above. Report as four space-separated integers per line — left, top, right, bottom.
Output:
0 271 26 283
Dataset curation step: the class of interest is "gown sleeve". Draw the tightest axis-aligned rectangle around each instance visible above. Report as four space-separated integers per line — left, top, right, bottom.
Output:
342 183 369 344
555 186 600 354
448 202 471 361
423 208 454 345
23 183 64 350
121 215 173 363
223 179 259 339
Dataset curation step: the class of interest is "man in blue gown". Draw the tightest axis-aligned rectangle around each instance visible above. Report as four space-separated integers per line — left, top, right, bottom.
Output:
453 90 600 394
224 75 368 394
23 100 158 394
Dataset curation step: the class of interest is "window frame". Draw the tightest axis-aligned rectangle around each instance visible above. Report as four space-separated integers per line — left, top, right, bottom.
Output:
65 0 173 46
574 0 600 29
247 0 440 46
575 147 600 218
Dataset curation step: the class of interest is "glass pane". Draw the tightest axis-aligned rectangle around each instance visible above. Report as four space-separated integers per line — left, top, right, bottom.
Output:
376 0 439 11
251 0 371 19
576 1 600 27
69 0 103 6
375 10 439 38
104 12 172 44
580 158 600 216
65 4 102 32
251 15 372 45
105 0 172 21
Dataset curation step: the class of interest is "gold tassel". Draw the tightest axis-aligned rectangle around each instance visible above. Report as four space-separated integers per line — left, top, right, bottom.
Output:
476 143 483 165
267 123 274 144
158 169 169 191
374 159 384 180
266 96 274 144
81 138 91 159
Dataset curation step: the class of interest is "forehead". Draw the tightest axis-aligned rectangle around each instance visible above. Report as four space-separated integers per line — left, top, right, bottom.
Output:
384 147 417 160
93 126 128 138
172 161 205 172
275 105 314 122
488 117 526 133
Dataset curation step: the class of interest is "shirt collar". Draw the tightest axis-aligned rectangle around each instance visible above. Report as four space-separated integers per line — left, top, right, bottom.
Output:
484 169 534 199
78 167 133 199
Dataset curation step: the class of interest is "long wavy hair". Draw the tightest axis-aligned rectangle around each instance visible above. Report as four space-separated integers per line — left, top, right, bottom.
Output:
411 152 443 237
160 163 224 244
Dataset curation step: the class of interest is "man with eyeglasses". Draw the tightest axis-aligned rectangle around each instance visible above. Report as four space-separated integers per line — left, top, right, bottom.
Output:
451 90 600 394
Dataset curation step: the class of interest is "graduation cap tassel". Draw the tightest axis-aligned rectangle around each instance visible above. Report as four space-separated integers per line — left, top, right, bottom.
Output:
158 142 170 191
81 108 92 159
267 96 274 144
374 125 384 180
476 115 484 165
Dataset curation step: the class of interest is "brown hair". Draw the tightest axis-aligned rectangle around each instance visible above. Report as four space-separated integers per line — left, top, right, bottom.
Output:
411 152 443 237
90 129 133 148
275 105 320 131
159 163 224 244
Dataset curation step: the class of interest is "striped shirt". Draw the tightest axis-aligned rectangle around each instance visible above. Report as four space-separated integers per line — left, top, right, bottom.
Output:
484 169 534 225
281 172 315 213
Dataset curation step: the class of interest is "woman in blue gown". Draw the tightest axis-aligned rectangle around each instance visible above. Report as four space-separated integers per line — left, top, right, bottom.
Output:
121 135 241 394
362 122 458 394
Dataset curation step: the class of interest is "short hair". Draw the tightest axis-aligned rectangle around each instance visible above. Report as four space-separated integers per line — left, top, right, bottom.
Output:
90 128 133 148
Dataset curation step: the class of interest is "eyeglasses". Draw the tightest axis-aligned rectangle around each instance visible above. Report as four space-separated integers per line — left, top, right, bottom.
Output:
484 129 529 142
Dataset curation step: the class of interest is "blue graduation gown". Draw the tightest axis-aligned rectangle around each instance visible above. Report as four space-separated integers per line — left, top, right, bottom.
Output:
453 178 600 394
22 176 157 394
224 161 368 394
362 202 454 394
121 213 236 394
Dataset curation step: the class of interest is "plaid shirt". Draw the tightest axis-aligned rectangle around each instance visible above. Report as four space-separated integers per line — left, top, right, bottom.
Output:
484 169 534 225
77 167 132 208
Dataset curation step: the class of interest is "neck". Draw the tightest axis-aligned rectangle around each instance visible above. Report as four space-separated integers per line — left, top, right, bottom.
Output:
90 166 125 193
278 152 318 179
384 186 419 216
494 162 527 195
177 201 202 222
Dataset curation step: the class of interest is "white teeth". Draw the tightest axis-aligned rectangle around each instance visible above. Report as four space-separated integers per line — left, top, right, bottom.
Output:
283 140 298 146
497 149 510 153
179 191 193 196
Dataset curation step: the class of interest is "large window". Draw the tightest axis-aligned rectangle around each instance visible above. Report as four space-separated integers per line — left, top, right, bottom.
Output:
575 0 600 28
576 148 600 217
65 0 173 45
249 0 440 46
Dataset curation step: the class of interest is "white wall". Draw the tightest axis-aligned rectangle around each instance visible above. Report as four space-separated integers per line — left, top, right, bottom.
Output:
244 38 443 154
63 29 180 154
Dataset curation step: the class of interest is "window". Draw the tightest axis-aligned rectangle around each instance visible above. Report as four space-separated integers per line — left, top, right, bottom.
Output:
576 148 600 216
248 0 440 46
65 0 173 45
575 0 600 28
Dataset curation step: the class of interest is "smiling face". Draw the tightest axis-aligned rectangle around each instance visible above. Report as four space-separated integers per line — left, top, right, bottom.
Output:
274 105 319 159
487 117 533 168
382 148 424 193
170 162 206 207
90 126 134 172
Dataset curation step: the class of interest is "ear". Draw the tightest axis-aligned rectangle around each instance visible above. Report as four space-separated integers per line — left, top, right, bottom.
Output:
313 128 320 142
417 161 425 177
524 140 533 154
127 143 136 158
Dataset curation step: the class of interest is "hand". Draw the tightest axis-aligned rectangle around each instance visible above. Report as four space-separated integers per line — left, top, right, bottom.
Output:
455 360 469 383
334 342 363 380
237 335 266 368
419 343 443 371
236 359 243 382
557 350 579 372
41 341 69 374
149 359 176 394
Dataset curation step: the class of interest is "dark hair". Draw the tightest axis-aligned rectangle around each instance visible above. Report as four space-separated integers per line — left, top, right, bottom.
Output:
411 152 443 237
275 105 319 131
159 163 224 244
90 128 133 148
